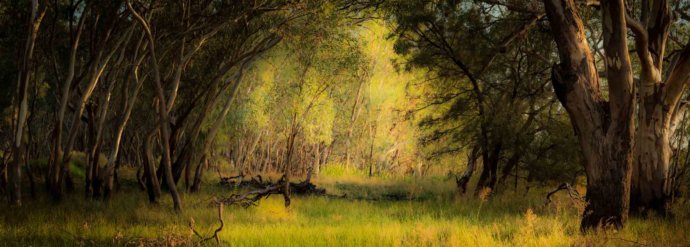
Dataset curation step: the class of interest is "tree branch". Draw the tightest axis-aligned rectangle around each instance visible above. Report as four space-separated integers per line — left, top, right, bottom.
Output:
625 12 654 74
663 42 690 108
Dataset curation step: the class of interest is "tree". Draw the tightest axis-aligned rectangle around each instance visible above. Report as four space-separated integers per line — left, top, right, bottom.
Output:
386 0 572 194
543 0 690 225
386 0 690 230
627 0 690 215
542 0 636 230
9 0 46 206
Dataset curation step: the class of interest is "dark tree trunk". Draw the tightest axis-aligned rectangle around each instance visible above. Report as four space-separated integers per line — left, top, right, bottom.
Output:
499 152 522 185
456 146 479 193
143 130 161 203
9 0 45 207
475 143 502 194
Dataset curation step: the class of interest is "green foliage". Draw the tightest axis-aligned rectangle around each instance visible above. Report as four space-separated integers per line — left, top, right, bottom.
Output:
384 0 582 184
319 163 369 178
209 12 426 175
25 152 103 182
0 1 22 114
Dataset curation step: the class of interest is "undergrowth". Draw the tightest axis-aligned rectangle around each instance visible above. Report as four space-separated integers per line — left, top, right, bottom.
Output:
1 165 689 246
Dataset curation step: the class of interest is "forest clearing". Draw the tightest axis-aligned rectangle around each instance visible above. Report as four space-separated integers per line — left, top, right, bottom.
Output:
2 163 690 246
2 0 690 246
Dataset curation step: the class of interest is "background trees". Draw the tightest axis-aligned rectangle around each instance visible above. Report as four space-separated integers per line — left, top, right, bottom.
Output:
385 0 582 195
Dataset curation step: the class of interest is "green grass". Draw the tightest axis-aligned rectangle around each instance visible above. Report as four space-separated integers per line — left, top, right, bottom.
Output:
1 167 689 246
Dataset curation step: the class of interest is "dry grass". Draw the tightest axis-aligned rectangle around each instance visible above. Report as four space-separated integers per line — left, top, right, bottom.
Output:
0 165 689 246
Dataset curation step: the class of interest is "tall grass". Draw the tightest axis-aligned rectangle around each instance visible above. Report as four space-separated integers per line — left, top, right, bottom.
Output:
1 166 689 246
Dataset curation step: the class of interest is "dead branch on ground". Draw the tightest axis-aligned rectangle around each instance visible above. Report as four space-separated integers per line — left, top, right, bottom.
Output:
544 183 585 206
189 203 224 245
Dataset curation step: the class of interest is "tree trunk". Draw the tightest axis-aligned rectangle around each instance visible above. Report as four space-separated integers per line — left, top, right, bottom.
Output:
456 146 479 193
313 143 321 176
345 80 365 168
499 152 521 185
1 150 10 194
9 0 45 206
49 3 85 202
8 146 24 206
544 0 635 231
191 156 208 192
627 0 690 215
85 107 97 198
368 122 376 177
127 0 182 212
53 23 131 199
189 65 248 192
95 63 143 198
632 98 674 215
143 129 161 203
475 143 501 194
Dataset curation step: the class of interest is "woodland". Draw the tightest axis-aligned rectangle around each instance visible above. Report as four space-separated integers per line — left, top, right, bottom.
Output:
1 0 690 246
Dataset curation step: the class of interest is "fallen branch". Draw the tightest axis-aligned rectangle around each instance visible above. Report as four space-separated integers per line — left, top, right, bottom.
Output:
544 183 585 206
220 174 269 188
290 180 326 195
189 203 224 245
215 175 290 207
220 174 326 196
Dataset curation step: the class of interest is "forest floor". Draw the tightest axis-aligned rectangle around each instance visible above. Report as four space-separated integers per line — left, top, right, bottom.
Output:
1 166 690 246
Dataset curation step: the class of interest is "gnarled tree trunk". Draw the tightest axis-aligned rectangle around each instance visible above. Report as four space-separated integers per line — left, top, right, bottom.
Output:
544 0 635 230
627 0 690 215
633 99 674 215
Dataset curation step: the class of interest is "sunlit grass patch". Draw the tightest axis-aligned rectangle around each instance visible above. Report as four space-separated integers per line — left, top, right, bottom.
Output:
1 171 690 246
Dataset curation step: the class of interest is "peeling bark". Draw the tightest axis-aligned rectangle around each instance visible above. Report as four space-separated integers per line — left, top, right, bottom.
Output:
628 0 690 215
544 0 635 230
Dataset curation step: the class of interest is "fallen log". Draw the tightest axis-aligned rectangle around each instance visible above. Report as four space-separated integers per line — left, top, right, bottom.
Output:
216 180 286 207
290 180 326 195
220 174 267 188
219 174 326 196
215 175 326 208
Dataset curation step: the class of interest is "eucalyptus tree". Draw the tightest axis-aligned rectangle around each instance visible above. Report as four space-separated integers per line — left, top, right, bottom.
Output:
0 0 325 211
541 0 690 227
273 7 368 204
110 0 310 207
7 0 46 206
34 0 143 200
624 0 690 215
384 0 690 230
168 1 303 193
